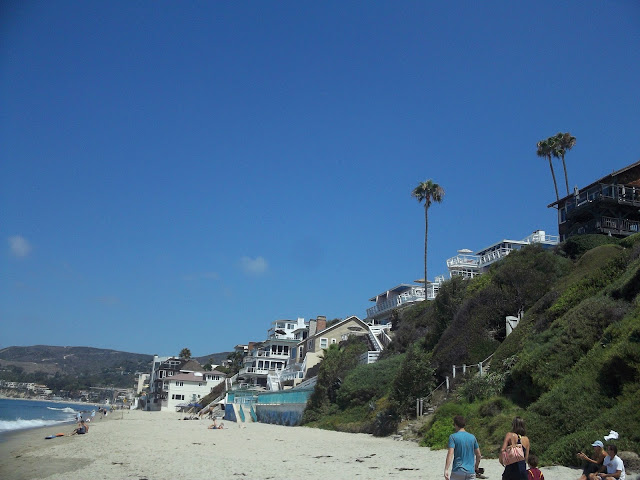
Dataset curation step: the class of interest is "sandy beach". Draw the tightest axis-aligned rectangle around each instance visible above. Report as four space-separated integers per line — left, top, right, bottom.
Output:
0 409 580 480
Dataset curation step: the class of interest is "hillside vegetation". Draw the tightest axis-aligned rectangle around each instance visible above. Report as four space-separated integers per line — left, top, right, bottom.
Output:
302 234 640 467
0 345 230 393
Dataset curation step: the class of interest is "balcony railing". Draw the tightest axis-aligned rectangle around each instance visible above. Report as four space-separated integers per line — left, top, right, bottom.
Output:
239 364 287 376
366 292 425 317
600 216 639 235
447 254 480 269
564 183 640 215
244 350 290 360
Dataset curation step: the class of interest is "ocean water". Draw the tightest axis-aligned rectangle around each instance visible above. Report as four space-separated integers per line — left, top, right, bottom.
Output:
0 398 97 437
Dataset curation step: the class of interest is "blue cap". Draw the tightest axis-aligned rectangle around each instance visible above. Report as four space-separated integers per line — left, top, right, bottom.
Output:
592 441 604 448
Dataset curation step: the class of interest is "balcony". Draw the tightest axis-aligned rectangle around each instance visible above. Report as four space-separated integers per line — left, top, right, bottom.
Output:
594 216 639 236
447 254 480 269
244 349 290 361
367 292 424 317
239 365 286 377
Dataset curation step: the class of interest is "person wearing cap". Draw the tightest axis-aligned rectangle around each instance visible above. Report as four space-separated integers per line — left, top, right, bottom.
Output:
590 445 626 480
577 441 607 480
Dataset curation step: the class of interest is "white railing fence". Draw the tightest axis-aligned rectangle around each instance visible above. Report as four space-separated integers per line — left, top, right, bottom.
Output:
415 353 494 417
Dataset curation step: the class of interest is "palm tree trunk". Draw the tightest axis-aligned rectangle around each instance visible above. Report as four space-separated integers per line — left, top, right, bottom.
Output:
547 156 560 202
561 153 570 195
424 205 428 299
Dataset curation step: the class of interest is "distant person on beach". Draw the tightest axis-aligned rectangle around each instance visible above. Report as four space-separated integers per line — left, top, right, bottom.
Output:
500 416 530 480
70 420 88 435
590 444 626 480
527 454 544 480
208 419 224 429
444 415 482 480
578 440 607 480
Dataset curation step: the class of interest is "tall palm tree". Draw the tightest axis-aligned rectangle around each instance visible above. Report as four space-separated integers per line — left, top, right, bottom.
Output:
537 137 559 202
552 132 576 196
411 180 444 295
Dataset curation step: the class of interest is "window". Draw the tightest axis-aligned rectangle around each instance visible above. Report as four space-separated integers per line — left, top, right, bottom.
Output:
320 338 328 349
175 381 183 387
331 338 337 344
168 371 173 376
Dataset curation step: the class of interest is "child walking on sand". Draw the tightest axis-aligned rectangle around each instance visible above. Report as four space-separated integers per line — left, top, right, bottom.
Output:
527 454 544 480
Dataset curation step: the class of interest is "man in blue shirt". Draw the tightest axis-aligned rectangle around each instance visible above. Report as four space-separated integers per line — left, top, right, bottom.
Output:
444 415 482 480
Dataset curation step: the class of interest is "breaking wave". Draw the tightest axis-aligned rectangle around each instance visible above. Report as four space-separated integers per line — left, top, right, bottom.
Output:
46 407 77 413
0 418 69 433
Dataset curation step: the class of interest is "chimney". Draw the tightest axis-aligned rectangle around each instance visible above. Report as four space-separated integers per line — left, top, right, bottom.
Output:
309 319 317 337
316 315 327 333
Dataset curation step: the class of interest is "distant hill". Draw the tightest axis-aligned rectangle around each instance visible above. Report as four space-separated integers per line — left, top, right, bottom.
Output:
0 345 233 377
193 352 233 367
0 345 153 376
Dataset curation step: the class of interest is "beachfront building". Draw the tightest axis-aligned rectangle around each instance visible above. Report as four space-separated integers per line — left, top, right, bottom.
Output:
284 316 383 385
146 355 207 411
548 160 640 241
134 372 150 394
446 230 559 279
164 370 225 411
365 281 442 326
237 318 310 390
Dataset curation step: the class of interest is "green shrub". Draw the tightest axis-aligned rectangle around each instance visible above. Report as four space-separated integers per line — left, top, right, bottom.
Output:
550 251 627 319
618 232 640 249
514 296 630 393
390 344 435 416
558 234 619 259
420 397 521 456
421 402 472 449
336 354 404 408
457 372 507 403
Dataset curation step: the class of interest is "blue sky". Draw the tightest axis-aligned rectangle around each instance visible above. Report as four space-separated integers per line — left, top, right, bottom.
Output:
1 1 639 357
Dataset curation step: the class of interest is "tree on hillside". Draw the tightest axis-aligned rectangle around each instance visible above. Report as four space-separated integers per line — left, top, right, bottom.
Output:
412 180 444 290
391 342 435 416
537 136 560 202
226 351 244 375
552 132 576 196
179 348 191 359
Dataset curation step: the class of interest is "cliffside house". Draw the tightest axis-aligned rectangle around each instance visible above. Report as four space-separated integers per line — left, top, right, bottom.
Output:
446 229 559 279
237 317 309 390
548 160 640 241
365 283 432 325
288 315 386 384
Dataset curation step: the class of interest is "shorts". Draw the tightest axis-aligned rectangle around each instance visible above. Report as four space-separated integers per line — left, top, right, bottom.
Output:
451 471 476 480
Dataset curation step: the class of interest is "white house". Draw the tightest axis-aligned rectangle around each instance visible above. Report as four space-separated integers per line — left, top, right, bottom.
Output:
446 230 559 279
164 370 226 411
365 283 430 325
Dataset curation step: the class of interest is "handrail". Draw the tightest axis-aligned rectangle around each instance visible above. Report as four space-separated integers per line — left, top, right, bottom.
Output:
416 353 495 417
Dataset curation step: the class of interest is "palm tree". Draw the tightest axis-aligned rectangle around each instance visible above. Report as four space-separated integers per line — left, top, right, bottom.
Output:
411 180 444 294
179 348 192 359
537 137 559 202
552 132 576 196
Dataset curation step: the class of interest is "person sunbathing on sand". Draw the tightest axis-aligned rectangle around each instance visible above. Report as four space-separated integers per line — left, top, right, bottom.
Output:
208 419 224 429
70 420 89 435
